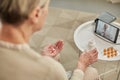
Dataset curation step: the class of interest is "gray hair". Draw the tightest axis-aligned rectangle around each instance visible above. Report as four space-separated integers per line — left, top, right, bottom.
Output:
0 0 47 25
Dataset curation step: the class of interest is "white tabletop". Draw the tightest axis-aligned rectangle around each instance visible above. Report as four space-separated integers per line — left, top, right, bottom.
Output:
74 20 120 61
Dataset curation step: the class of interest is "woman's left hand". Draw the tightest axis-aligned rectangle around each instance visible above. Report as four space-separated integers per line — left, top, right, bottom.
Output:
41 40 64 58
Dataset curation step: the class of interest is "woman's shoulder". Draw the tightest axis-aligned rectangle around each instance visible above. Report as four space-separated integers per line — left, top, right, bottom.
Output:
0 42 68 80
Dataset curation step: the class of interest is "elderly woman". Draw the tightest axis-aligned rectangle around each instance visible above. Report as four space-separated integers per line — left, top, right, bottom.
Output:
0 0 99 80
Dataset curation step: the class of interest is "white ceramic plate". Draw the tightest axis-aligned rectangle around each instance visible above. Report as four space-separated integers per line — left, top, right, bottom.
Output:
98 47 120 61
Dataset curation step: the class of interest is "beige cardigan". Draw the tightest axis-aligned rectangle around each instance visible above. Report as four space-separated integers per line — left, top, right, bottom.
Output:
0 41 84 80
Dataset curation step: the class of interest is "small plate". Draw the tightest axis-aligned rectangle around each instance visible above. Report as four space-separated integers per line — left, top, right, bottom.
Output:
98 47 120 61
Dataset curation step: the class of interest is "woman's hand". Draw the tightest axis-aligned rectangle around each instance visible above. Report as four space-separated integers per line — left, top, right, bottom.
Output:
41 40 64 58
77 48 98 72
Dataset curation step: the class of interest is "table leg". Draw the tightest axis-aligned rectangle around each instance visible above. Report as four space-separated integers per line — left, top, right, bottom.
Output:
99 61 119 80
117 70 120 80
117 61 120 80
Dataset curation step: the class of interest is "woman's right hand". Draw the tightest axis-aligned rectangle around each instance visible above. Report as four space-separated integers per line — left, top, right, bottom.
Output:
77 48 98 72
41 40 64 58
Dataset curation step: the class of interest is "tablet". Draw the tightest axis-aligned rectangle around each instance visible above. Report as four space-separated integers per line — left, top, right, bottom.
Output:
95 19 119 43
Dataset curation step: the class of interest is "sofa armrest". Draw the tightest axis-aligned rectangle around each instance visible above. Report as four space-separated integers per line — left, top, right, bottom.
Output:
107 0 120 3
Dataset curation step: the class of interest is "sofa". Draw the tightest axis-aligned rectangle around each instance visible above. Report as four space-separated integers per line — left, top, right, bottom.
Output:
107 0 120 3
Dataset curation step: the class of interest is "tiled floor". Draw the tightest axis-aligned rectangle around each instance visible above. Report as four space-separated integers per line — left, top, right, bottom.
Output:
29 8 120 80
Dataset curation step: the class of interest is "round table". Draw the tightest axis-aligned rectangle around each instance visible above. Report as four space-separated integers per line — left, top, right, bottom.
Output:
74 20 120 61
74 20 120 79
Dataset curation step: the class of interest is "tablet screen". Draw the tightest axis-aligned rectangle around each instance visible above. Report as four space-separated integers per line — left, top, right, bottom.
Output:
95 19 119 43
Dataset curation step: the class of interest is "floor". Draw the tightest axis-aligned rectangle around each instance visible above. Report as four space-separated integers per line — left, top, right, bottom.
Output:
29 7 120 80
50 0 120 17
49 1 120 80
50 0 120 80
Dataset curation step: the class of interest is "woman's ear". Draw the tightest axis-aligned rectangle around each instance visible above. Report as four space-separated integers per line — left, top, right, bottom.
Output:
29 6 41 24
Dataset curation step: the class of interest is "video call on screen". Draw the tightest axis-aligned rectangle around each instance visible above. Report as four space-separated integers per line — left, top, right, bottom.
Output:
96 20 117 41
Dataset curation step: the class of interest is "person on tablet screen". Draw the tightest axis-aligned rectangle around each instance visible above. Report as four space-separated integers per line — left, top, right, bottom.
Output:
101 24 113 40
